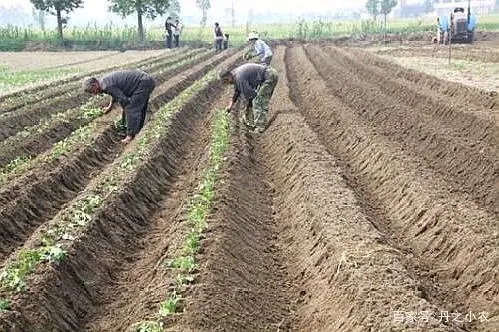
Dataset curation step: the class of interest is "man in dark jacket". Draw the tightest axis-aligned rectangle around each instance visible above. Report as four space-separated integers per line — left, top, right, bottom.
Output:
219 63 278 133
165 17 174 48
83 69 155 143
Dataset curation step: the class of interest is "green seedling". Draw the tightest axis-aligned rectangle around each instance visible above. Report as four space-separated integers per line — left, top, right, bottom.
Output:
158 291 181 316
0 298 11 311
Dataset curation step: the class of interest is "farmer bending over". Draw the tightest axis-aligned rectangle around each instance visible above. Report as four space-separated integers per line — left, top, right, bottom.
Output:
220 63 278 134
83 69 155 144
244 32 273 66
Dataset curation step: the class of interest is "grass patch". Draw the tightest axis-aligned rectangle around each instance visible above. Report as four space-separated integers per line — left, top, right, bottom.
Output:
0 67 83 94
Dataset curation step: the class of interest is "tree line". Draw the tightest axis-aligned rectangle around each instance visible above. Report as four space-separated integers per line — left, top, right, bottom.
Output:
27 0 210 42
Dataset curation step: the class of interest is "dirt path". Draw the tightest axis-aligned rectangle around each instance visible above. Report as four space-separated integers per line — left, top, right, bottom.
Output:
286 44 497 332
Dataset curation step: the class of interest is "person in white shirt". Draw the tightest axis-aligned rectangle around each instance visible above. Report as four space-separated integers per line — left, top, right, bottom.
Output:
174 19 183 47
244 32 273 65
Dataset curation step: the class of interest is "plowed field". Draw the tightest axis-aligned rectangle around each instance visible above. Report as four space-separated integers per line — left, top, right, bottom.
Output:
0 43 497 332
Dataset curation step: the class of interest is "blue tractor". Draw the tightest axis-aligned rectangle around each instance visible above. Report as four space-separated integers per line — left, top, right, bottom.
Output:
436 0 477 44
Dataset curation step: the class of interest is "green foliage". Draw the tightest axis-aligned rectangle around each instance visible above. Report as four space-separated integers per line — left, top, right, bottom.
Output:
0 67 82 94
108 0 171 42
0 298 11 311
30 0 83 39
380 0 398 17
366 0 380 20
168 0 181 18
30 0 83 15
196 0 211 27
158 292 181 316
0 249 41 292
109 0 171 19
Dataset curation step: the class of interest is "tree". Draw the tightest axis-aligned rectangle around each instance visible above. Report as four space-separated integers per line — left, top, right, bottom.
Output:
32 7 46 30
30 0 83 40
365 0 380 20
196 0 210 27
380 0 397 40
423 0 434 14
168 0 180 19
109 0 171 44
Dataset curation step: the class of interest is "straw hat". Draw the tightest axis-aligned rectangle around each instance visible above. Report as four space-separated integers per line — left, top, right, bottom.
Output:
247 32 259 40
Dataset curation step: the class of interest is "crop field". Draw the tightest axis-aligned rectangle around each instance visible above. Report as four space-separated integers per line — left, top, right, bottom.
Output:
0 49 172 96
0 39 497 332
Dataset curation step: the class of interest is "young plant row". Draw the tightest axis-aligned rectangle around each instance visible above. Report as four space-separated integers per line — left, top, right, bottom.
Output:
0 47 193 112
0 95 106 167
0 48 210 152
0 105 104 187
0 69 220 310
129 108 231 332
0 53 219 187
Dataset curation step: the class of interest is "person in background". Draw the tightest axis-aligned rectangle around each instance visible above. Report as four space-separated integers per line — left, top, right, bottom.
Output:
214 22 224 51
244 32 273 65
174 19 183 47
165 17 174 48
82 69 156 144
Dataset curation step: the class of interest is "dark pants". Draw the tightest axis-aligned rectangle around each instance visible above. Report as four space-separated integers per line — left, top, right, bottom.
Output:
124 77 156 137
262 55 272 66
166 31 173 48
174 34 179 47
215 38 223 51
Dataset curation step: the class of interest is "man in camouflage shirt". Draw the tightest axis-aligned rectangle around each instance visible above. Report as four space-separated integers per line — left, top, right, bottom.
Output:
83 69 155 143
220 63 278 133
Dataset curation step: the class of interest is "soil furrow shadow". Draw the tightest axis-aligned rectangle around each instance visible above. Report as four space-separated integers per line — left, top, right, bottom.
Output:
286 44 497 332
0 52 244 332
166 105 293 332
0 49 212 143
81 88 232 332
311 45 498 219
0 50 236 266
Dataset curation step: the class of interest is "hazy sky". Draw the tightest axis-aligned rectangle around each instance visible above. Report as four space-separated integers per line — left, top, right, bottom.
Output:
0 0 419 26
0 0 369 16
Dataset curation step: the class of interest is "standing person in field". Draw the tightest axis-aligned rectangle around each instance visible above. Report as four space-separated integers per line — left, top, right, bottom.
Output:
174 19 183 47
165 16 174 49
82 69 156 144
244 32 273 65
214 22 224 51
220 63 278 133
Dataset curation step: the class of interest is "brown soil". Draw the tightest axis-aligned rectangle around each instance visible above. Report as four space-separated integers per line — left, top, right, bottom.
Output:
286 44 497 331
0 42 496 332
0 49 216 167
0 48 195 114
0 51 244 332
371 44 499 63
344 46 499 110
168 46 454 332
315 45 498 218
0 49 237 268
82 88 231 331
